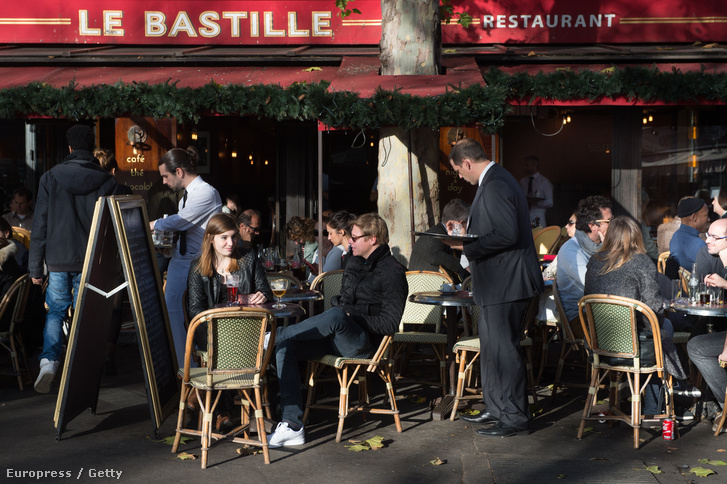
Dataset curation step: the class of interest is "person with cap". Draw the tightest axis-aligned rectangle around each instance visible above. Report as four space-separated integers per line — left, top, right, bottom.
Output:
669 196 710 270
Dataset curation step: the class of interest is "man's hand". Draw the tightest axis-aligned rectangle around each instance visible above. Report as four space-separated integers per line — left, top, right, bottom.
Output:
705 273 727 289
149 220 156 230
32 277 43 285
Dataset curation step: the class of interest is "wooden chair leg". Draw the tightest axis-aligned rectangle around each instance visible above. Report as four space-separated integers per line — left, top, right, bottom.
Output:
303 362 319 425
336 366 350 443
253 387 271 464
450 349 467 421
715 389 727 436
577 369 600 440
200 390 213 469
172 386 189 453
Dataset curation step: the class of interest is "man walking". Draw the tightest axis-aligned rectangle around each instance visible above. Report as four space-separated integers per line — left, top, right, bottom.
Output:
448 139 543 436
149 147 221 367
30 124 118 393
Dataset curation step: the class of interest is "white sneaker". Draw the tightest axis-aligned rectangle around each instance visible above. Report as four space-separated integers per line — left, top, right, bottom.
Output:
267 422 305 448
34 358 59 394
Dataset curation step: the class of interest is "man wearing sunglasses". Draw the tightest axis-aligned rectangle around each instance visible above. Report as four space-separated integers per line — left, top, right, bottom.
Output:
237 208 262 250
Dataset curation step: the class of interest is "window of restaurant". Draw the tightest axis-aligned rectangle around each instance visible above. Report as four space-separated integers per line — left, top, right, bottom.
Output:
642 106 727 231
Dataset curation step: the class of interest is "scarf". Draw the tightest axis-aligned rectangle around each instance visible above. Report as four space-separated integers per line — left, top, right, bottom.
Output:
574 229 601 258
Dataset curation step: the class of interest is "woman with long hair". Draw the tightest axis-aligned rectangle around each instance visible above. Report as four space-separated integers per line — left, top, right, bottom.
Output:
584 216 688 416
187 213 272 319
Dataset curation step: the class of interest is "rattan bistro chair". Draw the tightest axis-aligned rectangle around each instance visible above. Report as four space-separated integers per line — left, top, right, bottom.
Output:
576 294 674 449
309 269 344 316
391 271 452 395
303 334 401 442
172 307 276 468
0 274 31 390
549 280 589 399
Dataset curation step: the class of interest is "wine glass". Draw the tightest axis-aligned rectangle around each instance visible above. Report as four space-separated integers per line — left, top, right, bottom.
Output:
225 273 240 306
270 278 288 309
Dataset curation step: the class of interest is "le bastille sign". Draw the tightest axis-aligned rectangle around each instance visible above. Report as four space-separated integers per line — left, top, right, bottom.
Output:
1 1 726 45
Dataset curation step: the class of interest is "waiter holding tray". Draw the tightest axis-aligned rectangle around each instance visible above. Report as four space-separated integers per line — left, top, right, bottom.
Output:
444 139 543 437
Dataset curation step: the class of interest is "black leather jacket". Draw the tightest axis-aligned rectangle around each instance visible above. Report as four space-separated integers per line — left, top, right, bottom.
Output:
331 244 408 336
187 248 273 320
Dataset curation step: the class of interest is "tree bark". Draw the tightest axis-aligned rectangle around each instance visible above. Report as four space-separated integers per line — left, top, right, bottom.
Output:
380 0 441 75
378 127 439 265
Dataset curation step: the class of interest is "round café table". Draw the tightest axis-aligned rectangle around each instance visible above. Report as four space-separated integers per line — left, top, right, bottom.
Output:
408 290 475 420
279 288 322 303
671 301 727 318
216 301 305 325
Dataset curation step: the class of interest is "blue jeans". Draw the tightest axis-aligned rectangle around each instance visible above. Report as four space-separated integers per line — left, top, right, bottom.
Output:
274 307 372 428
40 272 82 362
688 331 727 410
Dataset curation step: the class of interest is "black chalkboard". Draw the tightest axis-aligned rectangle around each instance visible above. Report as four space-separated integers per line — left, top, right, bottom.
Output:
54 195 179 438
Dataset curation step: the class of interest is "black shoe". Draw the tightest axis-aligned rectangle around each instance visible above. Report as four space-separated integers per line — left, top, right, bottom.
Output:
460 411 499 424
476 421 529 437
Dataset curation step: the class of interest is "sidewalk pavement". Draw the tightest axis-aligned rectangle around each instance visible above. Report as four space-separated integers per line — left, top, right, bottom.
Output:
2 336 726 483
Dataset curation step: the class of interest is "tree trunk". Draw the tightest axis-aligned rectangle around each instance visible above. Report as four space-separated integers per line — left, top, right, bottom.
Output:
380 0 441 75
378 127 439 265
378 1 441 264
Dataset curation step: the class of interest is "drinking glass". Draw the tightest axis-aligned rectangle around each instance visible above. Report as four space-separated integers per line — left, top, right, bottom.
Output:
225 273 240 306
699 283 712 306
270 278 289 309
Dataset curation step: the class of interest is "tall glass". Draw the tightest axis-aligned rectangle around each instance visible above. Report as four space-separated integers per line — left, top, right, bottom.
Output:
270 278 289 309
225 273 240 306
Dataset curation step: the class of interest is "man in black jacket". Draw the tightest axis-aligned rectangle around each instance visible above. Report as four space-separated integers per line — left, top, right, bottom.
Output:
29 124 118 393
268 213 408 448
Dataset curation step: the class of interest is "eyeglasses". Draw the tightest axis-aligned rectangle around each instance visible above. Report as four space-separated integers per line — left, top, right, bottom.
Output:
244 223 260 234
350 233 368 243
706 233 727 241
595 219 612 225
566 220 576 226
313 229 329 237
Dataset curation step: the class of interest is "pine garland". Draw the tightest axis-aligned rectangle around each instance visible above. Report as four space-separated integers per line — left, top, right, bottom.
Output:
1 66 726 132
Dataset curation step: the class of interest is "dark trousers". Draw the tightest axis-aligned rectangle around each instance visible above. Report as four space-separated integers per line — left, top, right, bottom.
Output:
688 331 727 409
478 299 530 429
274 307 372 428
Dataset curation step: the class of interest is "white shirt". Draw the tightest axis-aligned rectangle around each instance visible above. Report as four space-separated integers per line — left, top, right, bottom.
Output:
461 162 494 269
519 172 553 227
153 176 222 259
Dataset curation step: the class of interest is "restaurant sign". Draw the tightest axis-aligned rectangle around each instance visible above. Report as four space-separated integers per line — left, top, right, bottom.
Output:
1 1 726 45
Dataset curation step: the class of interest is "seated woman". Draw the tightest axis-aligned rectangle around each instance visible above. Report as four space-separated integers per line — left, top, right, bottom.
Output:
584 216 688 416
324 210 356 271
286 215 317 279
186 213 273 430
188 213 273 319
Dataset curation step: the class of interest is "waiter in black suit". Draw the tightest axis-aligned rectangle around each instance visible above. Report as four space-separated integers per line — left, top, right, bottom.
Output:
446 139 544 437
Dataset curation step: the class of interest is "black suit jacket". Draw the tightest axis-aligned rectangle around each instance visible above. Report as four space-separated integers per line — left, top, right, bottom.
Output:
463 162 544 306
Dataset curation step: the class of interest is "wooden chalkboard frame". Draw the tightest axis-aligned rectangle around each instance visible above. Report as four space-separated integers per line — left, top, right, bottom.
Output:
54 195 179 439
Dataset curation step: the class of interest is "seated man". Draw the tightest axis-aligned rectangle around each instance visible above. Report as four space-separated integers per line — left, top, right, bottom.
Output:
409 198 470 283
670 197 709 270
3 187 34 230
688 218 727 424
237 208 262 252
556 195 611 337
268 213 408 447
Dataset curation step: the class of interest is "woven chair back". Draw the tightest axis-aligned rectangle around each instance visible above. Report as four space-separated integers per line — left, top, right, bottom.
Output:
310 270 344 312
400 271 452 331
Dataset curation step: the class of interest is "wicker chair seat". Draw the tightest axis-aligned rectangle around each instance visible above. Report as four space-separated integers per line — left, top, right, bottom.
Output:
311 353 378 369
393 332 447 345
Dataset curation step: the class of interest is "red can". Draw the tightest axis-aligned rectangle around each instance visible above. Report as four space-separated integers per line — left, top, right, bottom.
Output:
662 418 675 440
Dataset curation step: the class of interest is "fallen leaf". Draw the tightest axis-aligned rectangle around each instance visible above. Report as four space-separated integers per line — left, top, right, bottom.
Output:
147 436 192 446
582 427 594 433
302 67 322 72
366 436 385 450
347 443 370 452
644 465 662 474
236 446 262 456
718 449 726 452
699 459 727 466
430 457 446 466
556 474 566 479
596 400 607 405
463 409 480 416
408 394 426 404
177 452 197 460
690 467 716 477
345 436 385 452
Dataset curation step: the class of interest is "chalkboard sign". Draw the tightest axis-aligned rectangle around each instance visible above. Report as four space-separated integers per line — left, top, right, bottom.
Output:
54 195 179 438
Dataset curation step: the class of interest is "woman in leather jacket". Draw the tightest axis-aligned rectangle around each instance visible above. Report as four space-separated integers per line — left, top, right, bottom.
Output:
187 213 273 320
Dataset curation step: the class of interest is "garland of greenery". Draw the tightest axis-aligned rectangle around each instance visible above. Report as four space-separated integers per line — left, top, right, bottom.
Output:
1 66 725 132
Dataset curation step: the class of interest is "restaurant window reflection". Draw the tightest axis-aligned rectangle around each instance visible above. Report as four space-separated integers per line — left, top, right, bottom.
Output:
642 107 727 234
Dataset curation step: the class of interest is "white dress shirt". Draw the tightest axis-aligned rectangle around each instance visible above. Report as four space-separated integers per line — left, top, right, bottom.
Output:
519 171 553 226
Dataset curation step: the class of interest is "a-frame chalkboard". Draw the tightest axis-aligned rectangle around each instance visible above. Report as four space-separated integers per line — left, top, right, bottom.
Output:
54 195 179 439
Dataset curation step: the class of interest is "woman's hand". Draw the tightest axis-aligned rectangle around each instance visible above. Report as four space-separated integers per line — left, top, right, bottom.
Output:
704 273 727 289
248 291 267 305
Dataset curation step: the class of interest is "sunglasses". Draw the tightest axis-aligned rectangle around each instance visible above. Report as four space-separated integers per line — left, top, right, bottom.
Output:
566 220 576 226
350 233 368 243
313 229 329 237
244 223 260 234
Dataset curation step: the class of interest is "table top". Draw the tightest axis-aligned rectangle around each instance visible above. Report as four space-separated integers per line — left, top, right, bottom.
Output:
670 301 727 317
409 291 475 307
280 289 322 303
215 302 305 319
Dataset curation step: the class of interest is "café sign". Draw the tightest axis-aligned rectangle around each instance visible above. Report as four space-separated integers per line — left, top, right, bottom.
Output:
1 1 726 45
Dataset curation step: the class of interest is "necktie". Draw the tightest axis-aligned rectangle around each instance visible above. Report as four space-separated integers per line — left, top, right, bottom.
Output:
528 176 534 196
180 189 188 256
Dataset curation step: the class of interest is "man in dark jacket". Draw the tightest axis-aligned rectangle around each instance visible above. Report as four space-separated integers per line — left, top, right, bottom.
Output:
29 124 118 393
268 212 408 448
